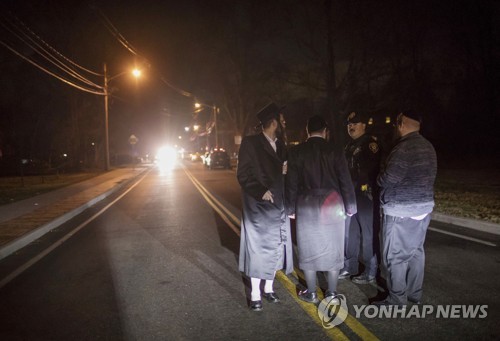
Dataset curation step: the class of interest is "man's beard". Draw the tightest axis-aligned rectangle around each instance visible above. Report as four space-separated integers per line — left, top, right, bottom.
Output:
276 124 287 143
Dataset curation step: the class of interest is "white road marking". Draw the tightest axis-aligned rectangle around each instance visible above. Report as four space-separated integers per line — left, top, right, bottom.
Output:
0 169 151 289
428 226 496 247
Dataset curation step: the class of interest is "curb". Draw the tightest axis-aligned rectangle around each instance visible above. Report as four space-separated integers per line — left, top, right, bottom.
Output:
431 212 500 236
0 167 149 260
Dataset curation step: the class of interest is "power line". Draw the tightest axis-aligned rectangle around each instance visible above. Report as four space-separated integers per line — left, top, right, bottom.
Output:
93 6 197 99
93 6 146 61
0 14 103 90
0 11 105 93
7 12 103 77
0 39 105 95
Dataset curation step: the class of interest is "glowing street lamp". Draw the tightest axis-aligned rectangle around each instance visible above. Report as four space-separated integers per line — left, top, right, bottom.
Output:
132 69 141 78
103 64 141 171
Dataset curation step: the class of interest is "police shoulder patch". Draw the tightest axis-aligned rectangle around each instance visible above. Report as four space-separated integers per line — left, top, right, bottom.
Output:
369 142 379 153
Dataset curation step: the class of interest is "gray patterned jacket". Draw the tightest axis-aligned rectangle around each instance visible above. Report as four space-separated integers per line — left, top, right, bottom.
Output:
377 131 437 217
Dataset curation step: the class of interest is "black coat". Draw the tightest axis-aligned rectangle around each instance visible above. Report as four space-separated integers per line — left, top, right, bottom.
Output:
286 136 357 270
237 133 293 279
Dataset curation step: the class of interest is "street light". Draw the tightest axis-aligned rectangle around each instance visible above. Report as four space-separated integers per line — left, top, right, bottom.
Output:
194 102 219 149
103 63 141 171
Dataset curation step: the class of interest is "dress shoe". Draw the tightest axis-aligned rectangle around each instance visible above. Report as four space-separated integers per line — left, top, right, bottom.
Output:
324 290 338 299
408 297 421 305
263 292 280 303
298 289 319 304
372 299 406 310
338 270 351 280
324 290 341 303
250 300 263 311
352 273 375 284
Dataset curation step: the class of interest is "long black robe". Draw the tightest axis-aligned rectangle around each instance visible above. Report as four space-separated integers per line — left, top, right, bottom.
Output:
286 136 357 271
237 133 293 280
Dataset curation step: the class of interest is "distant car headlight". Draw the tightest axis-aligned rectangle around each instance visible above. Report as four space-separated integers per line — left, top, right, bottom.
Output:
156 146 177 171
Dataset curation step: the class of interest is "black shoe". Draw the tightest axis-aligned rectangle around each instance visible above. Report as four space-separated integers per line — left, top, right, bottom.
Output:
408 297 421 305
352 273 375 285
324 290 340 303
298 289 319 304
372 299 406 310
263 292 280 303
338 270 351 280
250 300 263 311
324 290 338 299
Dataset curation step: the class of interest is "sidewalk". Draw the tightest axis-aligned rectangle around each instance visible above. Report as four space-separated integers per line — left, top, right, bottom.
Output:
0 165 150 260
0 164 498 260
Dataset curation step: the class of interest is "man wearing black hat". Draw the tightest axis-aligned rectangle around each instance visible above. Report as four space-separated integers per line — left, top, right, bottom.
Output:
373 110 437 307
237 102 293 311
286 115 357 303
340 111 381 284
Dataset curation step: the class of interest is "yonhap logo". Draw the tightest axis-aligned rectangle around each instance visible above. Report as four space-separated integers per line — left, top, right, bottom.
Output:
316 296 488 329
317 294 349 328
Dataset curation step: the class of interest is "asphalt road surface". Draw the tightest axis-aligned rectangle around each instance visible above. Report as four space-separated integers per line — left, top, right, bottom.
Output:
0 160 499 340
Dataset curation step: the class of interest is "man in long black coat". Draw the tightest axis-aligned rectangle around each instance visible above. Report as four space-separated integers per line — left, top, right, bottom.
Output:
237 103 293 311
286 115 357 303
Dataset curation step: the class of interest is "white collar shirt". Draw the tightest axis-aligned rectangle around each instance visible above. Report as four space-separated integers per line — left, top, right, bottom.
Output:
263 132 277 152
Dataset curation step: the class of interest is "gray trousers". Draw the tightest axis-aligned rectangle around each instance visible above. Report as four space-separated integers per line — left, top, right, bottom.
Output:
381 214 431 305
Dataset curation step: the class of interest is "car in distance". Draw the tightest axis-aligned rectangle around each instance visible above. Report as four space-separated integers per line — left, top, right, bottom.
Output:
202 151 210 166
190 152 202 162
206 150 231 170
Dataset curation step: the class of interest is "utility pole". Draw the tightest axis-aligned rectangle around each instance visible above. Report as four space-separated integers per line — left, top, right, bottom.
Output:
214 105 219 148
103 63 110 171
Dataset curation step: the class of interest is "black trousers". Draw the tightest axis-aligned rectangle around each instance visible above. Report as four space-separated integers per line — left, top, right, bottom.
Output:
343 193 379 276
381 214 431 305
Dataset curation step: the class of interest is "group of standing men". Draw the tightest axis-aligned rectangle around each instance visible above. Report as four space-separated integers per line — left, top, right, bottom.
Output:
237 103 437 311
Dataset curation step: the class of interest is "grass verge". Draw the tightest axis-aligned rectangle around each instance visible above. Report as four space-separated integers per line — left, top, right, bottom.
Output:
434 169 500 224
0 172 102 205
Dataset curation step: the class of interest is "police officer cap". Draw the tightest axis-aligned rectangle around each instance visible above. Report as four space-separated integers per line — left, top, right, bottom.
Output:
307 115 328 133
401 109 422 123
256 102 282 125
346 111 368 125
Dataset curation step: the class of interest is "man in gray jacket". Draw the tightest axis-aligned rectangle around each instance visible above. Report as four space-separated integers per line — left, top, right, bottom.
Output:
374 110 437 307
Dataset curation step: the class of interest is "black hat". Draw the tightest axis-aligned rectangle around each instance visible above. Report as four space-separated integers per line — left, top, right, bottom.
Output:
401 109 422 123
256 102 282 125
346 111 368 125
307 115 328 133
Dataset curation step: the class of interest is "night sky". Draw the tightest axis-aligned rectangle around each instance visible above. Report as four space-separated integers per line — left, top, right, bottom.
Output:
1 0 499 172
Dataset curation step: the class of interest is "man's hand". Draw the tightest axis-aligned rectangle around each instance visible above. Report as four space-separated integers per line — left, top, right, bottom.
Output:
262 190 274 203
288 214 296 219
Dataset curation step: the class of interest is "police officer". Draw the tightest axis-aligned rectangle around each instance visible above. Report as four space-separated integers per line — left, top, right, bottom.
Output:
339 111 381 284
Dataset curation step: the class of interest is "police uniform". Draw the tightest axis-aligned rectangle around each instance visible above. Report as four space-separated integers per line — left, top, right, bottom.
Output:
342 112 381 282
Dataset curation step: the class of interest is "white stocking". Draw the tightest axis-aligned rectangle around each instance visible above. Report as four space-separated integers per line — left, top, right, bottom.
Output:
251 277 261 301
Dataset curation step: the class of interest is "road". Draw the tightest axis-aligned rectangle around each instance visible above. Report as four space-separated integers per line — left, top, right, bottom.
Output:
0 161 499 340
